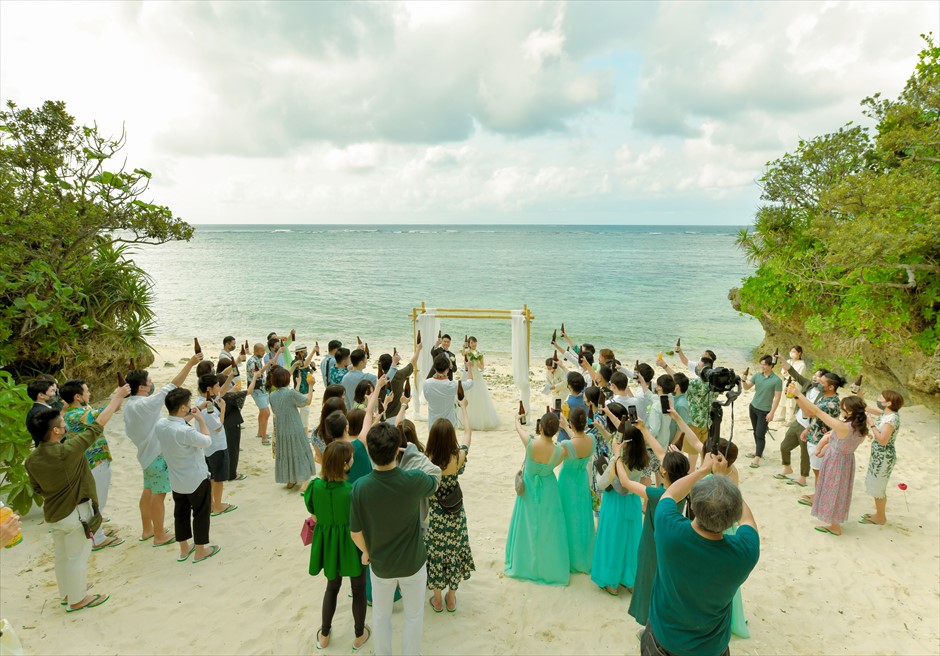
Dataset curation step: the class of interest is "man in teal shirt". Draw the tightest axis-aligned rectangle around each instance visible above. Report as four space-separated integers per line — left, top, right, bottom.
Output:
742 354 783 468
644 453 760 656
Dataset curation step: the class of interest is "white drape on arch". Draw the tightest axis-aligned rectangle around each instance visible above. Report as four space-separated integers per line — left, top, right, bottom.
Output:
511 310 531 420
413 310 440 416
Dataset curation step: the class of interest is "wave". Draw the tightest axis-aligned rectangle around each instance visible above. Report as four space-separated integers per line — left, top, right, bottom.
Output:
271 229 292 233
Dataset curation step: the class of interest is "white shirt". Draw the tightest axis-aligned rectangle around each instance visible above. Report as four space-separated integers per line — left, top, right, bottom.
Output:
155 416 211 494
423 375 474 427
797 386 819 428
123 383 177 468
633 386 651 423
219 349 241 385
201 399 227 457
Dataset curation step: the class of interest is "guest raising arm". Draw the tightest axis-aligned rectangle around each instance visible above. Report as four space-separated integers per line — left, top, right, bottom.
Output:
858 389 904 526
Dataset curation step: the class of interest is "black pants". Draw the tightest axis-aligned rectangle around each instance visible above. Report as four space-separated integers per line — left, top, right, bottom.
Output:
173 478 211 545
641 623 730 656
322 570 367 637
748 403 770 458
225 421 242 480
779 421 810 477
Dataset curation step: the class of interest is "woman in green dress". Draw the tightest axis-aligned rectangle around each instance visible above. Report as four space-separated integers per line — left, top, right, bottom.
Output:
424 398 474 612
305 441 370 651
505 412 570 586
268 366 316 490
557 407 596 574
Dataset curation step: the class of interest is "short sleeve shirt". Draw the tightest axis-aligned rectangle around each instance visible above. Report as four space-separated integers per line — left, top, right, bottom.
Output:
749 372 782 411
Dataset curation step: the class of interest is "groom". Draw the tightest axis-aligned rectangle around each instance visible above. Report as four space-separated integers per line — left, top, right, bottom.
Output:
426 334 458 381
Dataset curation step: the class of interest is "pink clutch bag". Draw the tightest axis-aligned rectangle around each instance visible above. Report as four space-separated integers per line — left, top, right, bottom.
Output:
301 517 316 546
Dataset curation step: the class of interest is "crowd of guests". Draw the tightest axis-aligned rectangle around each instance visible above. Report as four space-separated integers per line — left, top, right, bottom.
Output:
9 325 908 656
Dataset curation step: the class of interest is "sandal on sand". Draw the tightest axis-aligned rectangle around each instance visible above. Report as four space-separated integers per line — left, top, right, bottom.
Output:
193 545 222 563
859 517 884 525
261 438 271 446
429 597 444 613
772 473 791 480
602 586 619 596
61 584 94 605
211 504 238 517
153 534 176 547
235 473 248 481
786 480 808 487
66 593 109 613
137 534 154 542
814 526 840 536
446 599 457 613
177 545 196 562
315 629 329 651
797 499 812 507
353 626 371 652
92 536 124 552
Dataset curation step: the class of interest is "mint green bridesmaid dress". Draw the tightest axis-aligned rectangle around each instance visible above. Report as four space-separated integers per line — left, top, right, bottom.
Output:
557 438 596 573
505 439 570 586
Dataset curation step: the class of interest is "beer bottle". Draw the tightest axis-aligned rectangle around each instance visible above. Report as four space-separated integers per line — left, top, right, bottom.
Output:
314 341 320 356
457 380 465 401
551 329 557 344
852 374 863 393
416 330 422 345
635 359 640 370
240 344 246 357
194 338 202 354
518 400 527 425
244 340 250 352
365 343 370 360
206 394 214 414
743 367 750 379
772 348 779 365
404 378 411 397
130 358 137 371
290 328 296 342
117 371 126 387
438 330 442 340
676 337 681 350
393 347 398 357
560 322 565 335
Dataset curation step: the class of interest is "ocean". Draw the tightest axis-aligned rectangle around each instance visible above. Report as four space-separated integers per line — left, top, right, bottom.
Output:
129 224 764 364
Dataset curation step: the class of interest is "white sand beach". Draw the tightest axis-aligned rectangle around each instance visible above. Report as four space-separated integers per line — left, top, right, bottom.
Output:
1 344 938 655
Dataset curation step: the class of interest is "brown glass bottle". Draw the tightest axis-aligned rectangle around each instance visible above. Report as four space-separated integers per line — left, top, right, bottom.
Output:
194 338 202 354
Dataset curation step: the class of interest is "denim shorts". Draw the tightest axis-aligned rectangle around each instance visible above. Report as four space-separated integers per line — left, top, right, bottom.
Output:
251 389 270 409
143 455 171 494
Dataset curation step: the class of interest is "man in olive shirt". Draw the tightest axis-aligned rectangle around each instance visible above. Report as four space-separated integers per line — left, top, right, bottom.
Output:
350 423 441 656
25 384 129 612
742 354 782 468
379 345 421 418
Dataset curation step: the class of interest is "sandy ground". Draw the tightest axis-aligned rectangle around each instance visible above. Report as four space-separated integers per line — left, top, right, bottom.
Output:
1 341 938 655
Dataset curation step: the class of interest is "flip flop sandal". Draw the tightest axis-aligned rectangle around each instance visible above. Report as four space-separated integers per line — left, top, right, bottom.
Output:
602 586 619 596
211 504 238 517
858 517 882 525
786 480 808 487
193 545 222 563
104 527 118 538
137 534 154 542
429 598 444 613
814 526 840 535
235 473 248 481
92 536 125 552
749 463 761 469
66 593 109 613
352 626 371 652
61 584 94 605
177 546 196 562
772 474 791 480
153 535 177 547
797 499 813 507
315 629 328 651
446 600 457 613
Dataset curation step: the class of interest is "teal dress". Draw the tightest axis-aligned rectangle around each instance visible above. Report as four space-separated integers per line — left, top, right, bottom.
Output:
590 465 642 590
628 486 686 626
558 438 596 573
505 440 569 586
725 523 750 638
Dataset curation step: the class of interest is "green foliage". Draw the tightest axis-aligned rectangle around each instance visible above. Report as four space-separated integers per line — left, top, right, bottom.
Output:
0 100 192 512
737 35 940 364
0 371 42 515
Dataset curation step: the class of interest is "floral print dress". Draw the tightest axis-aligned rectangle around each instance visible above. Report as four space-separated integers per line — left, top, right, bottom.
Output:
425 445 475 590
865 412 900 498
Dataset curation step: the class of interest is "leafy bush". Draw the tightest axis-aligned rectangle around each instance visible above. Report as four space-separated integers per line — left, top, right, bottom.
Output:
736 36 940 362
0 371 41 515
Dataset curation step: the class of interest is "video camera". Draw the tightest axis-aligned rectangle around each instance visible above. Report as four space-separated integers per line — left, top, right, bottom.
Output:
697 365 743 455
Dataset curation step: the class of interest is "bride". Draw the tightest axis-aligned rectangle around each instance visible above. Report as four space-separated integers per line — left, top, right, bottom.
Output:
461 336 501 430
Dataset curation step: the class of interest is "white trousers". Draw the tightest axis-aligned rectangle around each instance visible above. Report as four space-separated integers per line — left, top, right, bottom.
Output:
370 563 427 656
48 502 94 604
91 461 111 545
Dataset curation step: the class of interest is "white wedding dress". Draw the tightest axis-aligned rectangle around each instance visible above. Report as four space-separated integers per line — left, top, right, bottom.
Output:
463 359 501 431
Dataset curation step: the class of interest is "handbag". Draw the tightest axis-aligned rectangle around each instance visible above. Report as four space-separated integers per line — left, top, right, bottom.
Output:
514 461 525 496
79 501 103 540
300 517 316 546
435 482 464 514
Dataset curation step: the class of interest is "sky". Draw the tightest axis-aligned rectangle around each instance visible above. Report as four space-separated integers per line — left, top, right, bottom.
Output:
1 1 936 225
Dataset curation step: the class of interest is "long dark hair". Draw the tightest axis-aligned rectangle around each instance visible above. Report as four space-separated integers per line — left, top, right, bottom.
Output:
620 424 649 472
841 396 869 437
425 418 459 470
316 397 346 442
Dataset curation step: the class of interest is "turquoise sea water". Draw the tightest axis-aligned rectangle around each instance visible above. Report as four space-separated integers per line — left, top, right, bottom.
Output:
130 224 764 363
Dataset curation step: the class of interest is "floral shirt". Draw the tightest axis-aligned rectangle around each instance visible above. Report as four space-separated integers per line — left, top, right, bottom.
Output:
63 405 111 469
292 358 312 394
687 377 710 428
808 394 840 444
246 354 265 386
328 366 349 385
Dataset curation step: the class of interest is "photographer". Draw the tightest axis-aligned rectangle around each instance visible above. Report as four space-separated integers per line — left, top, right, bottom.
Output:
741 355 782 469
642 453 760 656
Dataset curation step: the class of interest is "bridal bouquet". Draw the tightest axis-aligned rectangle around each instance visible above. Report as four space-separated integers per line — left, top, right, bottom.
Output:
466 349 484 363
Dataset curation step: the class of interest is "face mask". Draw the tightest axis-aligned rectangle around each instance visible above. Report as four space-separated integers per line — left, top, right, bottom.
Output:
876 400 885 410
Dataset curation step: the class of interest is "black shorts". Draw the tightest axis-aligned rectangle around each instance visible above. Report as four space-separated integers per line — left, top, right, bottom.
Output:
206 450 231 482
